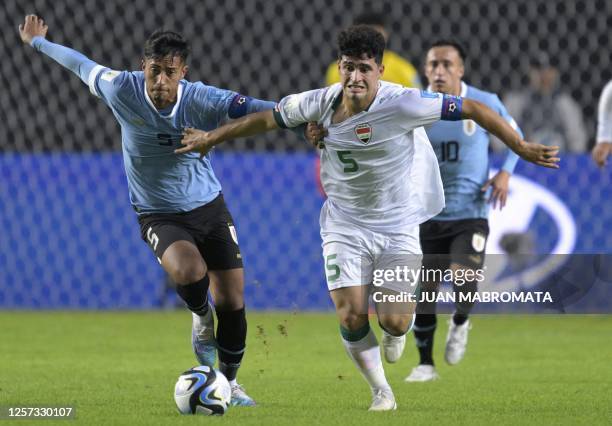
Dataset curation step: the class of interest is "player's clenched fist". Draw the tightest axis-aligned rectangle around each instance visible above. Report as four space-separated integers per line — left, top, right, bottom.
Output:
305 122 327 149
19 15 48 44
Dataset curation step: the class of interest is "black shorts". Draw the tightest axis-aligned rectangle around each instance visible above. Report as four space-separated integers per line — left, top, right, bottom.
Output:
419 218 489 270
137 194 243 270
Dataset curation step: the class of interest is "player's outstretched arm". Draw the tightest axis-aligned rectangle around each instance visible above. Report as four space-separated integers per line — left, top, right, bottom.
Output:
176 110 279 157
592 142 612 168
19 14 99 85
462 98 560 169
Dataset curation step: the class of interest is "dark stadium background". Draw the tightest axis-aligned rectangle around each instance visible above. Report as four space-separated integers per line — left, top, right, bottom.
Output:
3 0 611 151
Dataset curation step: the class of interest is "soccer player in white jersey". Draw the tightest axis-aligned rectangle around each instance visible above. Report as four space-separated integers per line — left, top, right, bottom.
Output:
593 81 612 167
176 26 559 411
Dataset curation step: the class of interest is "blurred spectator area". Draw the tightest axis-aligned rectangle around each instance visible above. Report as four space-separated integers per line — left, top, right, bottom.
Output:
2 0 611 152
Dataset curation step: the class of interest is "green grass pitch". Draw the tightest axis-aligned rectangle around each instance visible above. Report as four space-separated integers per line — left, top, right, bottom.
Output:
0 312 610 425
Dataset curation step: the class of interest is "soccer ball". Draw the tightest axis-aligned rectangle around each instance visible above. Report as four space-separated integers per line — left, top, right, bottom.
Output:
174 366 231 415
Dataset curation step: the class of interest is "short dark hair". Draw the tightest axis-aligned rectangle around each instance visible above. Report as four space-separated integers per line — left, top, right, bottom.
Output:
429 39 467 62
529 51 557 69
143 30 190 63
337 25 386 64
353 12 387 28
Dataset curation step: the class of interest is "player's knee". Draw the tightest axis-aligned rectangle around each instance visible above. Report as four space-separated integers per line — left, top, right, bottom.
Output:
379 314 412 335
214 292 244 311
338 311 368 331
208 269 244 310
168 261 207 285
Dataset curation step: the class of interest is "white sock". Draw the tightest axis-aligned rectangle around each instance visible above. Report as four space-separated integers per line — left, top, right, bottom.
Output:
342 327 390 391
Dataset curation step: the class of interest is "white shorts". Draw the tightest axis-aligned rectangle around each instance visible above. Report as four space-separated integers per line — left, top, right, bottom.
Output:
320 210 422 292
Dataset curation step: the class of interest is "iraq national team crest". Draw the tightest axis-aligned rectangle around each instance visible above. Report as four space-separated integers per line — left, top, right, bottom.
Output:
354 123 373 144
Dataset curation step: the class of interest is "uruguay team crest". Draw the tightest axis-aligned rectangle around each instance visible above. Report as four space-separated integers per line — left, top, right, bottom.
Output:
463 119 477 136
354 123 372 144
472 232 486 253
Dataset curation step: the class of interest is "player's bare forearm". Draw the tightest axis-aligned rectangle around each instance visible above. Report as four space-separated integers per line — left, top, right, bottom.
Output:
215 110 279 142
462 99 560 168
462 99 522 152
177 110 279 157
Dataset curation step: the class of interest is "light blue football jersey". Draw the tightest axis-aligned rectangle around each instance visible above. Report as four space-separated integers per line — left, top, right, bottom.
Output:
425 82 523 221
89 68 264 213
31 36 275 214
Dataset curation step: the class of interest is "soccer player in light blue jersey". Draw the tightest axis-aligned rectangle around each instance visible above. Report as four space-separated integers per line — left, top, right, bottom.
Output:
18 14 279 405
406 40 524 382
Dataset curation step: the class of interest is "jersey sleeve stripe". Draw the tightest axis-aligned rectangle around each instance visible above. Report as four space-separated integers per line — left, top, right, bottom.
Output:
272 106 288 129
87 65 106 98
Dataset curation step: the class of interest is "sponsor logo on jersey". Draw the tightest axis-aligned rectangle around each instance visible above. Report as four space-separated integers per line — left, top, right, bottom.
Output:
354 123 372 144
420 90 440 99
101 70 120 82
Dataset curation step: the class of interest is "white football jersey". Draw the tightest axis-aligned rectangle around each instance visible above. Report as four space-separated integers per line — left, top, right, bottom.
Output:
275 81 461 232
597 80 612 143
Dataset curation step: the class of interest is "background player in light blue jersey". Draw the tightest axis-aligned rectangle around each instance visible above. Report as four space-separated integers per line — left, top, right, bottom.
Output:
405 40 524 382
18 14 280 405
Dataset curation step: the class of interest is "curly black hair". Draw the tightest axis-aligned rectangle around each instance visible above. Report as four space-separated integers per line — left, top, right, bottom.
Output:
337 25 386 64
143 30 191 63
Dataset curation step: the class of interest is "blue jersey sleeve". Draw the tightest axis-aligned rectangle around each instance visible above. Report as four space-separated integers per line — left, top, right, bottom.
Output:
228 94 276 118
31 36 128 105
88 68 129 106
207 88 275 123
31 36 98 85
490 94 522 174
207 88 306 138
224 94 306 138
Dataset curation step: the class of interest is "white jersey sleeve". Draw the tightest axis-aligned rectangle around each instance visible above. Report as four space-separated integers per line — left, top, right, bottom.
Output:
393 89 463 131
597 80 612 143
274 86 339 128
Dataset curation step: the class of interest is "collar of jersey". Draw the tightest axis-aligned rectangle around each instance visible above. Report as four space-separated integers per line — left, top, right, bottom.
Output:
426 81 468 97
143 80 185 118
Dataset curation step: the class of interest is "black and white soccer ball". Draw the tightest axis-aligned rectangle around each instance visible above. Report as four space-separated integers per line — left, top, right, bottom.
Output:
174 366 231 415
